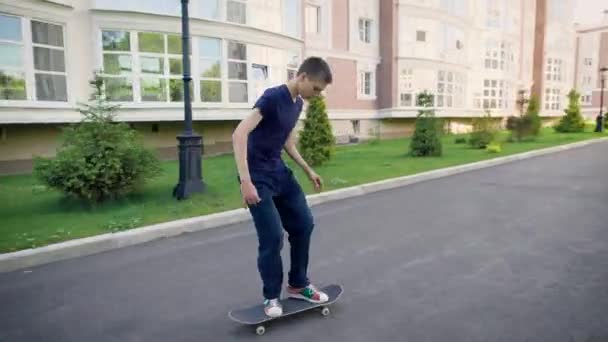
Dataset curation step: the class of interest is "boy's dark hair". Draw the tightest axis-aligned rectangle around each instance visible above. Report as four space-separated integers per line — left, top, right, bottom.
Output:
297 57 333 84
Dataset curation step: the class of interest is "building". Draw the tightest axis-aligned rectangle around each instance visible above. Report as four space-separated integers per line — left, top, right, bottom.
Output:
0 0 579 174
574 10 608 119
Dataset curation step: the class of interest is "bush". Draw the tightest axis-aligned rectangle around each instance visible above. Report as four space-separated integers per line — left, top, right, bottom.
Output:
454 136 467 144
554 89 585 133
34 73 161 203
507 96 542 141
409 91 442 157
468 111 498 149
486 143 502 153
298 95 335 166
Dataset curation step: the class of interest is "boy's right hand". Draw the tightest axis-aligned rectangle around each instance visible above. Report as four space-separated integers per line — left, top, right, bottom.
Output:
240 180 261 207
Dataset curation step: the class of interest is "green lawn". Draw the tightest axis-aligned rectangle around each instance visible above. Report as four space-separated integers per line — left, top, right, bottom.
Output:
1 128 606 253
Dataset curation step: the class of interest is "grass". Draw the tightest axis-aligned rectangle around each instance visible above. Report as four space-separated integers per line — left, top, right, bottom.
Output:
1 127 606 253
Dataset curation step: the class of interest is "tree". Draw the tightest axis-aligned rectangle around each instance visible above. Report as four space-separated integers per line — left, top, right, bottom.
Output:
34 72 161 203
554 89 585 133
298 95 335 167
409 91 442 157
469 110 498 149
507 95 542 141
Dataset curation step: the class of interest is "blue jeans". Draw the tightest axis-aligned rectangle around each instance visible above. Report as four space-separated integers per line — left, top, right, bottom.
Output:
244 167 314 300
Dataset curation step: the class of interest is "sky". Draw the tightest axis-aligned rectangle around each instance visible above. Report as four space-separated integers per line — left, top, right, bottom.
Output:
574 0 607 25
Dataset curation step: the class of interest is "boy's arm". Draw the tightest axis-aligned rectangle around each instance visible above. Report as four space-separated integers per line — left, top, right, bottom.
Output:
232 109 264 204
284 130 323 191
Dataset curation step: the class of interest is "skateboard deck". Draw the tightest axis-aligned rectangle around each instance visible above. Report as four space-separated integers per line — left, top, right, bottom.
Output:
229 284 343 335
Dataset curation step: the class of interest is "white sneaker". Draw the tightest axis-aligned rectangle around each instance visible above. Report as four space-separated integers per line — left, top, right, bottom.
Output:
287 284 329 304
263 298 283 318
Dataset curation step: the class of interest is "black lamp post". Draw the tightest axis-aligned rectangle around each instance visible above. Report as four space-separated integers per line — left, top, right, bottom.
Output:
596 66 608 133
173 0 205 199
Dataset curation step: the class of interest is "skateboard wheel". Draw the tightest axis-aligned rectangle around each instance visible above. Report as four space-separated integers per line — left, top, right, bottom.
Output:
256 326 266 335
321 307 330 316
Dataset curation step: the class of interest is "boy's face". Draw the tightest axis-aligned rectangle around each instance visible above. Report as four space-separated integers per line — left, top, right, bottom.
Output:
298 74 328 99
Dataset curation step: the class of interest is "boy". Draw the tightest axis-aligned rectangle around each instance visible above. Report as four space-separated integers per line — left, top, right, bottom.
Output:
232 57 333 318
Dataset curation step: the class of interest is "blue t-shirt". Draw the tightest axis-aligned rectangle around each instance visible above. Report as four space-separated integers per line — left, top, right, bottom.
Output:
248 84 303 172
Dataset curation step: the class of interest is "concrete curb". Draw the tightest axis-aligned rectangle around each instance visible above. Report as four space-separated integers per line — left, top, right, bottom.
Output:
1 137 607 273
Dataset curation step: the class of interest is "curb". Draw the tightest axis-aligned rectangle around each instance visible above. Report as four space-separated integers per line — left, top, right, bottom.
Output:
1 137 607 273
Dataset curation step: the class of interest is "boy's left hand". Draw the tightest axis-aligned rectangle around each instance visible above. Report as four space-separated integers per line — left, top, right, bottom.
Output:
306 169 323 192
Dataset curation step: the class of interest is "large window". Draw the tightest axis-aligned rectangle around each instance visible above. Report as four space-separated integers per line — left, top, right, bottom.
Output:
436 71 464 108
484 40 513 71
399 68 414 107
477 79 510 109
200 37 222 103
544 88 560 110
486 0 503 28
227 41 248 103
358 18 372 43
201 0 219 20
0 14 26 100
546 58 562 82
0 14 67 102
283 0 300 38
101 31 134 101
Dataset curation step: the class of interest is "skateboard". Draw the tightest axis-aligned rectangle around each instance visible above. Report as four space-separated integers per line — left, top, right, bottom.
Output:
228 284 343 335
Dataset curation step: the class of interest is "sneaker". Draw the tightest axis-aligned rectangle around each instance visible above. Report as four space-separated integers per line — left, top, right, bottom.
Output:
263 298 283 318
287 284 329 304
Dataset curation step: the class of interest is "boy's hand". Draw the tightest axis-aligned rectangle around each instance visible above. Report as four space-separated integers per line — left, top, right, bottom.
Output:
306 169 323 192
240 180 261 207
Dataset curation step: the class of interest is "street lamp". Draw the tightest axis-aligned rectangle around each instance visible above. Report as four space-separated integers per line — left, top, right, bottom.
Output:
173 0 205 199
596 66 608 132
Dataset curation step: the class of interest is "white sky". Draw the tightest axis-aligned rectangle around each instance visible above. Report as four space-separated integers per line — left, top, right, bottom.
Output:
574 0 607 25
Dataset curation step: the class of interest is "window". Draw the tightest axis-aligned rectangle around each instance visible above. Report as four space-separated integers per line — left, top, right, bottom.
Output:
0 14 26 100
583 58 593 66
478 79 509 109
30 21 67 102
486 0 502 28
101 31 133 101
484 40 513 71
286 51 299 80
441 0 467 17
305 5 320 34
359 71 374 97
441 23 464 54
416 30 426 42
436 71 464 108
227 0 247 25
546 58 562 82
399 68 414 107
283 0 300 38
544 88 560 110
227 40 248 103
201 0 219 20
200 37 222 102
358 18 372 43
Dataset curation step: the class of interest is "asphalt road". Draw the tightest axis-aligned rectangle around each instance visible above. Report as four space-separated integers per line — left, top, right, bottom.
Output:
1 142 608 342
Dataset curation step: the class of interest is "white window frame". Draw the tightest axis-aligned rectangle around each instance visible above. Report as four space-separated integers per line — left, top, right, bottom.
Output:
544 88 560 110
358 69 375 99
226 0 247 25
436 71 464 108
0 13 27 101
199 36 223 104
305 5 321 34
0 14 69 104
478 79 509 110
399 68 414 107
226 40 248 104
358 18 372 43
546 58 562 82
100 30 136 103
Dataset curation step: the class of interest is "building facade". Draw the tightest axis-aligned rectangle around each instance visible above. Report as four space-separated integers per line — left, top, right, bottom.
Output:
0 0 582 174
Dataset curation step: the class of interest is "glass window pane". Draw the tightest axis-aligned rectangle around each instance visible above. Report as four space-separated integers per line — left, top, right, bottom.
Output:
0 14 22 41
227 1 246 24
228 41 247 60
138 32 164 53
31 21 64 47
169 78 193 102
169 58 183 75
103 54 132 74
228 62 247 80
102 31 130 51
35 74 67 101
141 77 167 101
201 59 221 78
34 47 65 72
104 77 133 101
0 70 26 100
167 34 190 55
252 64 268 81
201 80 221 102
200 37 221 58
140 57 164 74
201 0 219 19
229 82 248 102
0 44 23 67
